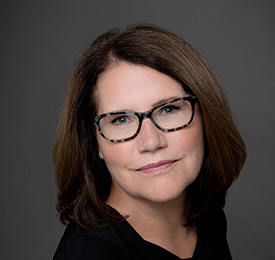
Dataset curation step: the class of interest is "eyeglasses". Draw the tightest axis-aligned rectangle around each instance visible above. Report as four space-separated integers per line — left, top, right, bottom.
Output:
94 96 198 142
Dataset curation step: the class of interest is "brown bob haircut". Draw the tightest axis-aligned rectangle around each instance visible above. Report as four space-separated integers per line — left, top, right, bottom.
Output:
54 23 246 228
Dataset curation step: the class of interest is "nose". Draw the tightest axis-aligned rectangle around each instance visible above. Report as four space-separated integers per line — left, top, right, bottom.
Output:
137 118 168 153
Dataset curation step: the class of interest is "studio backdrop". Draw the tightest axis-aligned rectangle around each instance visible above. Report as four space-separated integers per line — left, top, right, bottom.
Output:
1 1 274 259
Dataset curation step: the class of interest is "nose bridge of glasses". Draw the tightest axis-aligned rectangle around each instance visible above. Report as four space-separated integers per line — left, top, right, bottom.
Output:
139 109 152 119
138 110 156 127
136 110 161 134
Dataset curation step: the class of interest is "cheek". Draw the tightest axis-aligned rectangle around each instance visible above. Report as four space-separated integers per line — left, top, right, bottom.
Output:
174 116 204 152
188 128 204 156
189 124 204 176
187 111 204 154
174 118 205 173
97 135 133 173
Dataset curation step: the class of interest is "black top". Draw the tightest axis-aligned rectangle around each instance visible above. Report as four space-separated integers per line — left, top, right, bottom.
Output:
53 210 232 260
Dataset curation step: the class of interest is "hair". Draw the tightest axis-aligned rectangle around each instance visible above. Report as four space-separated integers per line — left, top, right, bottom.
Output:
54 23 246 228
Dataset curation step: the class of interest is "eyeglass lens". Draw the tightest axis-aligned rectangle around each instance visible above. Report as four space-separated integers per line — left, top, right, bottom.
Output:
97 98 195 142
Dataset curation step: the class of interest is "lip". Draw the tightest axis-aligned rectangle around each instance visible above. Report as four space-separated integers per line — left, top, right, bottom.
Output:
136 160 177 174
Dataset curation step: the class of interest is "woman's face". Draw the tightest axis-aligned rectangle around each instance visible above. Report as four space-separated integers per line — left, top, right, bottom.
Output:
96 62 204 207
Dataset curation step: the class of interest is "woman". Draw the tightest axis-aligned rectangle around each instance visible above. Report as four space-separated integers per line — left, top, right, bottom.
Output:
53 24 246 259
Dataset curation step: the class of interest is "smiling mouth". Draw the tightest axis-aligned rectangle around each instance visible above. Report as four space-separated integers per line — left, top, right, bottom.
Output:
136 160 177 174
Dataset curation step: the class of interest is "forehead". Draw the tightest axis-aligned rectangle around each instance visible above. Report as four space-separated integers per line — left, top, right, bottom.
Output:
96 62 186 113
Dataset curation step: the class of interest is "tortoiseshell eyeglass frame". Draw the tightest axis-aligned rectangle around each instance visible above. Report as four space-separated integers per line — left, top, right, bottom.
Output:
93 96 198 143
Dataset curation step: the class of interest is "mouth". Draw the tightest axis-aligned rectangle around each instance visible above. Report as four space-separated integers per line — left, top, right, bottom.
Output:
136 160 177 174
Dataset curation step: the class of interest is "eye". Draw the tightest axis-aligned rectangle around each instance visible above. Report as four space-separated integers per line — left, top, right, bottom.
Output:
159 105 180 116
110 115 134 126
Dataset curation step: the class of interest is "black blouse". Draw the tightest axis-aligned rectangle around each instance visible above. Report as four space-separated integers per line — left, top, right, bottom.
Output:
53 210 232 260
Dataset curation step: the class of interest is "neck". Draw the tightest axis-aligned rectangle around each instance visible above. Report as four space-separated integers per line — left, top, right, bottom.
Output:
107 186 187 225
127 201 187 242
108 194 197 258
107 191 191 236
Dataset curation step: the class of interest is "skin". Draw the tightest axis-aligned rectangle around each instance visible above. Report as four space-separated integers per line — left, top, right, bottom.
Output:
96 62 204 258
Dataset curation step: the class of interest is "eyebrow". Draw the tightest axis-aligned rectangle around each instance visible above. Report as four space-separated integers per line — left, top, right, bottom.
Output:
151 96 181 108
107 96 183 114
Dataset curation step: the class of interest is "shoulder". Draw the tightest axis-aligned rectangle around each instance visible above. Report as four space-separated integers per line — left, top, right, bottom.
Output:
53 222 135 260
194 210 232 259
198 209 228 236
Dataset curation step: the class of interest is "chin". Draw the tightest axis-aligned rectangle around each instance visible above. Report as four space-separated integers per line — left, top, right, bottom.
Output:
138 186 187 205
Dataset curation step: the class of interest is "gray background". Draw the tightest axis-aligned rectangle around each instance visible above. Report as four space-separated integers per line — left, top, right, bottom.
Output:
1 0 274 259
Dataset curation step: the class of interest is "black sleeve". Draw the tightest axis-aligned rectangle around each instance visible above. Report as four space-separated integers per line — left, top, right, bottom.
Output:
52 223 138 260
53 233 82 260
197 210 232 260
